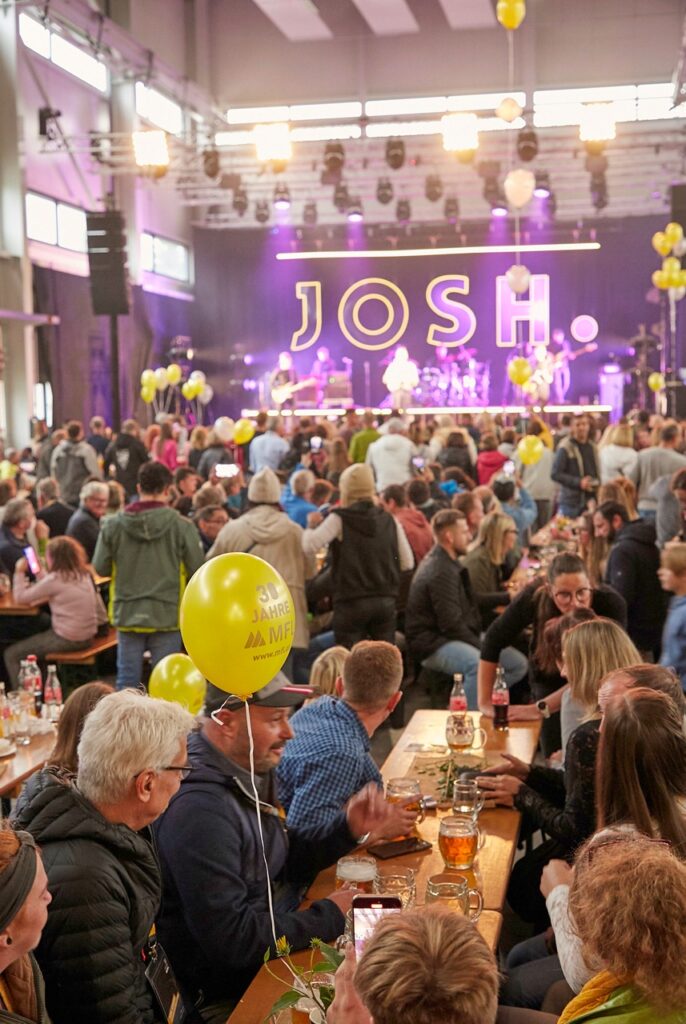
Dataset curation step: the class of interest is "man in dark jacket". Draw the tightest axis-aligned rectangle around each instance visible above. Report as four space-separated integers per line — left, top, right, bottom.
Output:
154 674 396 1024
12 689 194 1024
66 480 109 561
103 418 150 500
551 413 600 517
36 477 75 537
50 420 102 507
594 500 667 655
405 509 528 708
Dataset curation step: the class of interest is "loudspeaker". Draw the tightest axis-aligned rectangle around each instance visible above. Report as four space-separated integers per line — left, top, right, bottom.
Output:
86 211 130 316
670 184 686 234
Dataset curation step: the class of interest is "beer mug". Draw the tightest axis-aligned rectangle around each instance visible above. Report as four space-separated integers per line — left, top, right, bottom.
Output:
438 815 482 870
452 779 485 821
385 778 426 839
335 856 377 893
373 868 416 908
425 872 483 921
445 713 487 753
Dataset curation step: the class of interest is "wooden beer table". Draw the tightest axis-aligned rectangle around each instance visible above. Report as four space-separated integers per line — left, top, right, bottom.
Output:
227 712 540 1024
0 593 40 616
0 731 54 798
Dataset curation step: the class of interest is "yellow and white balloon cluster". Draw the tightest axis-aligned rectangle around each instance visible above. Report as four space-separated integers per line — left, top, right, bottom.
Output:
140 366 213 410
651 222 686 300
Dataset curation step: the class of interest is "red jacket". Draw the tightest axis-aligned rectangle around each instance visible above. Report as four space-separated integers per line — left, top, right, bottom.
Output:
476 450 508 485
395 507 434 565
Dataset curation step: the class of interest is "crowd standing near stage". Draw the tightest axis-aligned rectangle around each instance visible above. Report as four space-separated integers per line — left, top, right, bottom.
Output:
0 404 685 1023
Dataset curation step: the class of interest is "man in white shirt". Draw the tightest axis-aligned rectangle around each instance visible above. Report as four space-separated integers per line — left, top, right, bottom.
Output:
365 418 416 493
630 423 686 518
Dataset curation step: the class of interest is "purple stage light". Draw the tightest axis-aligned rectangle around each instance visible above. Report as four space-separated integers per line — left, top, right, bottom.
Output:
347 210 363 223
492 204 508 218
533 185 551 198
571 314 599 343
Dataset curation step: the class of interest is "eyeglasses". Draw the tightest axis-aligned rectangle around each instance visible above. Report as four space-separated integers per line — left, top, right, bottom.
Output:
134 764 196 780
552 587 592 604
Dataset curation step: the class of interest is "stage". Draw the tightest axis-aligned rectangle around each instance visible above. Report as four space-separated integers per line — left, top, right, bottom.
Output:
241 403 612 420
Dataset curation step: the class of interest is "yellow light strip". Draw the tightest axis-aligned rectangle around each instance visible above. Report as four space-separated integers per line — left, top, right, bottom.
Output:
241 404 611 417
276 242 601 261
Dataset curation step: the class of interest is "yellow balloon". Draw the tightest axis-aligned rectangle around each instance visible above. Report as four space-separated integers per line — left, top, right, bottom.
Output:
148 654 207 714
141 369 155 387
652 231 671 257
665 222 684 247
154 367 169 390
181 380 195 400
140 385 155 403
234 418 256 445
166 363 182 386
507 357 533 387
180 554 295 696
680 270 686 288
663 256 681 276
192 379 206 398
496 0 526 30
517 435 544 466
648 372 665 392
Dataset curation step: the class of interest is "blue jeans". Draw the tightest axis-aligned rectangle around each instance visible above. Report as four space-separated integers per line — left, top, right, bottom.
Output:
500 934 565 1009
116 629 182 690
422 642 528 709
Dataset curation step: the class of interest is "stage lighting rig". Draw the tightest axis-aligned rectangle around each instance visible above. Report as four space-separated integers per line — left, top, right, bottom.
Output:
202 146 220 179
441 113 478 163
516 126 538 162
444 196 459 223
232 186 248 216
38 106 61 140
255 200 270 223
323 141 345 175
396 198 411 223
377 178 393 204
386 138 405 170
333 183 350 213
590 172 608 211
303 201 318 225
425 175 444 202
580 103 616 155
347 197 363 222
533 171 551 198
273 183 291 210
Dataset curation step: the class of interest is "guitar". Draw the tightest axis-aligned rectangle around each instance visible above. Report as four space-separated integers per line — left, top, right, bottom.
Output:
525 343 598 401
271 377 318 406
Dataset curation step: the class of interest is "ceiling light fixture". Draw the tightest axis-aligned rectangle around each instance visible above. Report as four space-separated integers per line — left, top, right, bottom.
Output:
232 186 248 216
579 102 616 154
385 138 405 170
425 175 443 202
132 130 170 176
253 122 291 163
533 171 551 198
273 183 291 210
376 178 394 204
396 198 411 222
516 125 539 161
347 197 363 222
441 112 478 162
333 183 350 213
444 196 459 223
303 201 318 225
202 146 220 178
255 200 270 224
275 241 602 261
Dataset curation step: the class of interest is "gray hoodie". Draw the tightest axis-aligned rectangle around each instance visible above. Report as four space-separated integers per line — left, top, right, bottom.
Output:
50 439 101 505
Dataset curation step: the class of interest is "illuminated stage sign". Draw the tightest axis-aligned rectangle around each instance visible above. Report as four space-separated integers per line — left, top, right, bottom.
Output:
291 274 552 352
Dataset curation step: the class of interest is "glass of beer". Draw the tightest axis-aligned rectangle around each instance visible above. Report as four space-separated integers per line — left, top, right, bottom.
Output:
425 872 483 921
335 856 377 893
373 868 416 908
438 815 481 870
385 778 425 818
445 713 488 753
452 779 485 820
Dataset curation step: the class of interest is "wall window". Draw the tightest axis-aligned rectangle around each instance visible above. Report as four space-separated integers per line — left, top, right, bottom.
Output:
135 83 184 135
26 193 87 252
141 232 190 282
19 13 108 93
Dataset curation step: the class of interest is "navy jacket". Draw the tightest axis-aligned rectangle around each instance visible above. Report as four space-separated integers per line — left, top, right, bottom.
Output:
154 732 352 1008
604 518 667 651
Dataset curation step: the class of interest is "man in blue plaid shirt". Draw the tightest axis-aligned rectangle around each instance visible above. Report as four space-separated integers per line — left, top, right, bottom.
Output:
277 641 416 840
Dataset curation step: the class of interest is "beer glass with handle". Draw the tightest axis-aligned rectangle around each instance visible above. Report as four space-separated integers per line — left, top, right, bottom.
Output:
385 777 425 837
438 815 482 870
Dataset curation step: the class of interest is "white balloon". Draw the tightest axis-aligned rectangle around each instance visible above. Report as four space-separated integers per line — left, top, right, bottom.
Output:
214 416 234 442
505 264 531 295
496 96 523 123
669 286 686 302
198 384 214 406
674 238 686 258
189 370 206 384
504 168 535 209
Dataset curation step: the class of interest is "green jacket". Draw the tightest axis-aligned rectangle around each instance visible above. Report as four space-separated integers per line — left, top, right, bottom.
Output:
567 984 686 1023
93 503 204 630
348 428 380 464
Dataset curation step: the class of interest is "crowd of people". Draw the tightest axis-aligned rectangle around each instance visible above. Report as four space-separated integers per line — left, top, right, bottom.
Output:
0 402 684 1022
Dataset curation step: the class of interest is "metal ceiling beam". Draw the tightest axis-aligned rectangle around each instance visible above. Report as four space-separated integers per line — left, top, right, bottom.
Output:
435 0 496 30
348 0 419 35
251 0 333 41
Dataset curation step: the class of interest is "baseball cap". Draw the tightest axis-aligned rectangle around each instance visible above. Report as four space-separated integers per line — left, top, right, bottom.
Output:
204 671 312 714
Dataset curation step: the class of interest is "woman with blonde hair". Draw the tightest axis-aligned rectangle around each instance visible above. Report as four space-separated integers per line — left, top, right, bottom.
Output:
597 477 639 520
307 645 350 700
188 425 208 470
462 511 518 624
598 423 637 484
326 438 350 487
559 618 640 751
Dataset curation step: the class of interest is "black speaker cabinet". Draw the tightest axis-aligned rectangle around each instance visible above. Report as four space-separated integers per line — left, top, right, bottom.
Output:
86 211 130 316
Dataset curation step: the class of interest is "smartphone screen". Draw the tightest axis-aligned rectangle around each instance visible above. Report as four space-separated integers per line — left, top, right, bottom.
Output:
310 436 323 450
23 546 40 577
215 464 239 479
412 456 425 469
503 460 515 475
352 895 402 955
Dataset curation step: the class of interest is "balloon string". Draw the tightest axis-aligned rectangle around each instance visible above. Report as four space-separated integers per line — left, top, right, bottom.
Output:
244 701 280 952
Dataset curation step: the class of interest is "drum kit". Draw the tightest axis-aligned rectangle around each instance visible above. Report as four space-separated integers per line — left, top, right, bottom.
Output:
415 349 490 406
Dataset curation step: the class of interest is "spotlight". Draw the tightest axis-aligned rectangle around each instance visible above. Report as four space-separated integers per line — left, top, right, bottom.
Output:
253 122 291 163
333 183 350 213
396 198 411 223
347 197 363 222
386 138 405 170
273 183 291 210
590 172 608 211
202 146 220 179
444 196 459 223
323 141 345 174
533 171 551 198
584 153 608 176
425 175 443 203
442 112 478 163
255 200 270 224
490 193 508 217
303 201 318 225
232 186 248 216
481 165 507 216
38 106 61 139
376 177 394 204
516 126 538 162
131 130 170 177
580 103 616 155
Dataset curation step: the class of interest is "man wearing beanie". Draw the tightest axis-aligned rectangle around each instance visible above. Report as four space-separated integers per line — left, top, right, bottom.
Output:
303 463 413 647
207 468 315 678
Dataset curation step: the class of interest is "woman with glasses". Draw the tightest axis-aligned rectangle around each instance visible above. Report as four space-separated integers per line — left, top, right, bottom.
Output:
477 553 627 754
461 511 519 627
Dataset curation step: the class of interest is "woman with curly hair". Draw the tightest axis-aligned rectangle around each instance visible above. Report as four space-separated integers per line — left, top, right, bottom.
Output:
557 831 686 1022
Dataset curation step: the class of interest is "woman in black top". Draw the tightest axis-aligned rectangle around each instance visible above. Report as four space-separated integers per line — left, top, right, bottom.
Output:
477 553 627 754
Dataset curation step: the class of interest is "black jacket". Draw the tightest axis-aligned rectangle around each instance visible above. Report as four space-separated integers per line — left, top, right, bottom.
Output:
0 527 27 577
331 503 400 602
13 769 160 1024
604 518 666 650
103 434 149 498
437 445 475 479
36 500 75 538
65 505 100 562
154 732 352 1008
405 545 482 658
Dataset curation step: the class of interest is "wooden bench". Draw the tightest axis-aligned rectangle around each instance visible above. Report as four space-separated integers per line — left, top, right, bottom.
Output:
45 627 117 665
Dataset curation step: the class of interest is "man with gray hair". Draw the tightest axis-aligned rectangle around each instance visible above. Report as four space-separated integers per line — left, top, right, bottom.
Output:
365 417 416 492
36 476 75 537
13 688 194 1024
283 467 317 527
66 480 109 561
0 498 46 577
248 415 289 473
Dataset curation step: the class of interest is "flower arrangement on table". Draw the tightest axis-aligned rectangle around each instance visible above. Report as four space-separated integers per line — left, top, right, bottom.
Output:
264 936 343 1023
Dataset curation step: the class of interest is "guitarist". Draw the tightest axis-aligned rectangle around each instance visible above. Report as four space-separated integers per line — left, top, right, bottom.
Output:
270 351 299 408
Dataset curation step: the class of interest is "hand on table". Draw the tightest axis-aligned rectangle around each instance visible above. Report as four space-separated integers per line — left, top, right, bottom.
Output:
324 886 358 917
346 782 392 840
370 799 418 841
480 752 529 780
327 944 372 1024
475 773 524 806
540 859 574 899
509 704 547 722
